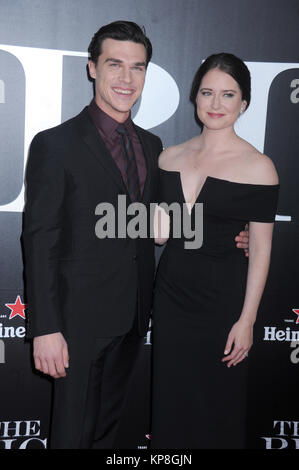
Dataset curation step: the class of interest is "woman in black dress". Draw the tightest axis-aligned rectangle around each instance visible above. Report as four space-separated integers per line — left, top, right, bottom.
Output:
151 53 279 449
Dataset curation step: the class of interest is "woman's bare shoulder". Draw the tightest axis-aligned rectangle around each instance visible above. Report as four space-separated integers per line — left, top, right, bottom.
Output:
241 141 279 185
252 152 279 184
158 137 200 170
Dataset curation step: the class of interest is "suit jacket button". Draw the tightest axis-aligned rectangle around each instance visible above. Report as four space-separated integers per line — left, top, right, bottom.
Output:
133 255 138 260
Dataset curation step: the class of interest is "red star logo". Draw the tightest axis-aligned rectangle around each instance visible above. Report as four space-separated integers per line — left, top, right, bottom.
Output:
292 309 299 324
5 295 26 320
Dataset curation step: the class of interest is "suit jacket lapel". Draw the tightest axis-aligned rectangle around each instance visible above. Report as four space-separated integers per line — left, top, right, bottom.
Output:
76 108 155 202
76 107 126 193
133 124 153 204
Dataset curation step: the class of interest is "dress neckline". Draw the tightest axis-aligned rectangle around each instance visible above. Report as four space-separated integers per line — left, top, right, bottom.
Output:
159 167 279 212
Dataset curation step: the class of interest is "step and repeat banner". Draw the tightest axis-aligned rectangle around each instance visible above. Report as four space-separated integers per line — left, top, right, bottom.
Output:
0 0 298 450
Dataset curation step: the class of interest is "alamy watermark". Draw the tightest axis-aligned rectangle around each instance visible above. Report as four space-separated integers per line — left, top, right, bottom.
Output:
95 196 203 249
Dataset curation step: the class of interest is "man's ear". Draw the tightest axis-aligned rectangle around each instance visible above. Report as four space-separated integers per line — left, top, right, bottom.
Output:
88 60 96 79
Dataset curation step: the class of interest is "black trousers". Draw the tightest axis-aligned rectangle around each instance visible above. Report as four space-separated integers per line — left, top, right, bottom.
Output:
49 317 143 449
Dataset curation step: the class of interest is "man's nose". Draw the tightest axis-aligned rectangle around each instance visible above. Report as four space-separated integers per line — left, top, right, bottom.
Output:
119 66 132 83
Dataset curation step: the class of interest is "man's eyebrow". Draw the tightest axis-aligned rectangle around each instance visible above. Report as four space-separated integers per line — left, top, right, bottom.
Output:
105 58 122 64
105 58 146 67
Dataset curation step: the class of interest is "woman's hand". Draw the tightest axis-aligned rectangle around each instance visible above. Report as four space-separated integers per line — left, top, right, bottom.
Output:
222 320 253 368
153 204 170 245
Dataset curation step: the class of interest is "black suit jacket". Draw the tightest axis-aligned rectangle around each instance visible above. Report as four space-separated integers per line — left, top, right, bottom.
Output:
22 107 163 340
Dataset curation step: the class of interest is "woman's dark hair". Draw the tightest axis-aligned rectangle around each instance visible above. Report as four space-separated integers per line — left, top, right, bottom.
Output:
88 20 152 66
190 53 251 110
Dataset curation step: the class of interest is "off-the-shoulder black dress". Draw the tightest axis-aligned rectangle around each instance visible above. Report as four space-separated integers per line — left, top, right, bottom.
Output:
151 169 279 449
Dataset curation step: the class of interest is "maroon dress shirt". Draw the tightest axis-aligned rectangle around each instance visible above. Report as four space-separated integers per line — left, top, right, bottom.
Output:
88 99 147 197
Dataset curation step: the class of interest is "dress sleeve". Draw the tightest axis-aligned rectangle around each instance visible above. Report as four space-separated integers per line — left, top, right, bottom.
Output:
237 184 280 222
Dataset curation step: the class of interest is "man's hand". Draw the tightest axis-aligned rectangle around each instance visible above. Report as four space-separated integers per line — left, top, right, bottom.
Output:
235 224 249 257
33 332 69 379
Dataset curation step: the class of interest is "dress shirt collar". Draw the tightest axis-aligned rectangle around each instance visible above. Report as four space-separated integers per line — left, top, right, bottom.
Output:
88 99 135 138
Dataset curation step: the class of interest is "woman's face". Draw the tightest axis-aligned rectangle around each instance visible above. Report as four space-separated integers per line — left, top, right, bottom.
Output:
196 68 247 131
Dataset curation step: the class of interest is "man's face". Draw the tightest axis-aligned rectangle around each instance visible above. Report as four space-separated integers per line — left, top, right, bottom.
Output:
88 38 147 122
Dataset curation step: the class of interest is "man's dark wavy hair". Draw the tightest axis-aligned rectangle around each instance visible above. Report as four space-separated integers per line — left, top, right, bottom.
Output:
88 20 152 66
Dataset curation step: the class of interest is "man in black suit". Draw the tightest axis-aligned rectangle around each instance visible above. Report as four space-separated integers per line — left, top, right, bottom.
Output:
23 21 162 449
23 20 249 449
